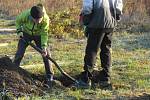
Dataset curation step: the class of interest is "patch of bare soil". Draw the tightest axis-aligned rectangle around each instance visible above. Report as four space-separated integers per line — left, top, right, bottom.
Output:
0 56 45 96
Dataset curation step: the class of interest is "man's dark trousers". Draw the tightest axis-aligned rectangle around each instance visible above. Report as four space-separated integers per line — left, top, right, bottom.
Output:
84 28 113 81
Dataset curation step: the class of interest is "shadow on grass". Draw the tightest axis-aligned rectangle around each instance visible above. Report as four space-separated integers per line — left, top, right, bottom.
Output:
113 33 150 51
117 93 150 100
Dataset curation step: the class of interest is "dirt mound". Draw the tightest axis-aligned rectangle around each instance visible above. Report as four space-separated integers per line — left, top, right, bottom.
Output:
0 56 44 96
0 56 75 97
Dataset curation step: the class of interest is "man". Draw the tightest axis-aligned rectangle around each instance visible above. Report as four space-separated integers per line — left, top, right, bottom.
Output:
14 4 54 87
79 0 123 89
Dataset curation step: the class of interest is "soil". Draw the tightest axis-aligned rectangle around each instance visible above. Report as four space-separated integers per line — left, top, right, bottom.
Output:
0 56 88 96
0 56 77 96
0 56 45 96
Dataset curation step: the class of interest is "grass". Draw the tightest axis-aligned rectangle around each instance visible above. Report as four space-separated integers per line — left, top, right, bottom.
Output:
0 31 150 99
0 19 15 28
0 0 150 99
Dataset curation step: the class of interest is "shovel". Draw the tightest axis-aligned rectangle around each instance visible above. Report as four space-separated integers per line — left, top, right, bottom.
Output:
19 36 87 87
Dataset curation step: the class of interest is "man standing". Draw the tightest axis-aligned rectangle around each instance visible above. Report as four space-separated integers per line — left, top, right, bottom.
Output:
14 4 54 87
80 0 123 89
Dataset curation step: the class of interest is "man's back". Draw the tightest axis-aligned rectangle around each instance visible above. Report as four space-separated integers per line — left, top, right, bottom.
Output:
82 0 123 29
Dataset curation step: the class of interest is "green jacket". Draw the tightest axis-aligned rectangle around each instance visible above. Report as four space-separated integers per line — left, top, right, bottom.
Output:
16 9 49 48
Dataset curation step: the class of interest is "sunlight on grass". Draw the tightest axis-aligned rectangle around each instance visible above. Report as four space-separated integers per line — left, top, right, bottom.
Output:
0 43 9 47
21 64 45 74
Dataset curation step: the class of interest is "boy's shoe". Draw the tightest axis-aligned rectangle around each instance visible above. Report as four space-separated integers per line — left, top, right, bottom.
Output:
46 78 52 88
45 74 54 88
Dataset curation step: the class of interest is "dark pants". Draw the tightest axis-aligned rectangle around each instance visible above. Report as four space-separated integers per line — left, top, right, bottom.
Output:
14 33 53 76
84 28 113 81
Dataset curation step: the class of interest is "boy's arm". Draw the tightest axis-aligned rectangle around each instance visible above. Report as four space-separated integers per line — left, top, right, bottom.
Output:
40 16 49 49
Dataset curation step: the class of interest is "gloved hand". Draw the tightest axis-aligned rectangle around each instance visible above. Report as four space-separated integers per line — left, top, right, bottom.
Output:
17 32 24 38
42 47 48 57
17 26 24 38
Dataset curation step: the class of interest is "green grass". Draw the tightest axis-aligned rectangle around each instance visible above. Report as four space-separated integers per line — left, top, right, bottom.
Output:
0 32 150 99
0 19 15 28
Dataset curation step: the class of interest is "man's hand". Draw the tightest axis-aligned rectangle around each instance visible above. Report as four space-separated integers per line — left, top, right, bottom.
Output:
42 48 47 57
79 15 84 26
116 14 121 21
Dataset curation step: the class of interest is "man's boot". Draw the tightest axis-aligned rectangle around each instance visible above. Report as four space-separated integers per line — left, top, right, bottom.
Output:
98 69 112 90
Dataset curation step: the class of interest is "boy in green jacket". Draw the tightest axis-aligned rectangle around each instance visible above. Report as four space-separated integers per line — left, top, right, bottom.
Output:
14 4 54 88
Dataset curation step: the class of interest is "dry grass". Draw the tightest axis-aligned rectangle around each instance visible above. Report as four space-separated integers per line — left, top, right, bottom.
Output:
0 0 150 17
0 0 149 33
0 0 81 17
123 0 150 16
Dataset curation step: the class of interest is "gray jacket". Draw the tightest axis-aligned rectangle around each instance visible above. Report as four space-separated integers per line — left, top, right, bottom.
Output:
81 0 123 29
